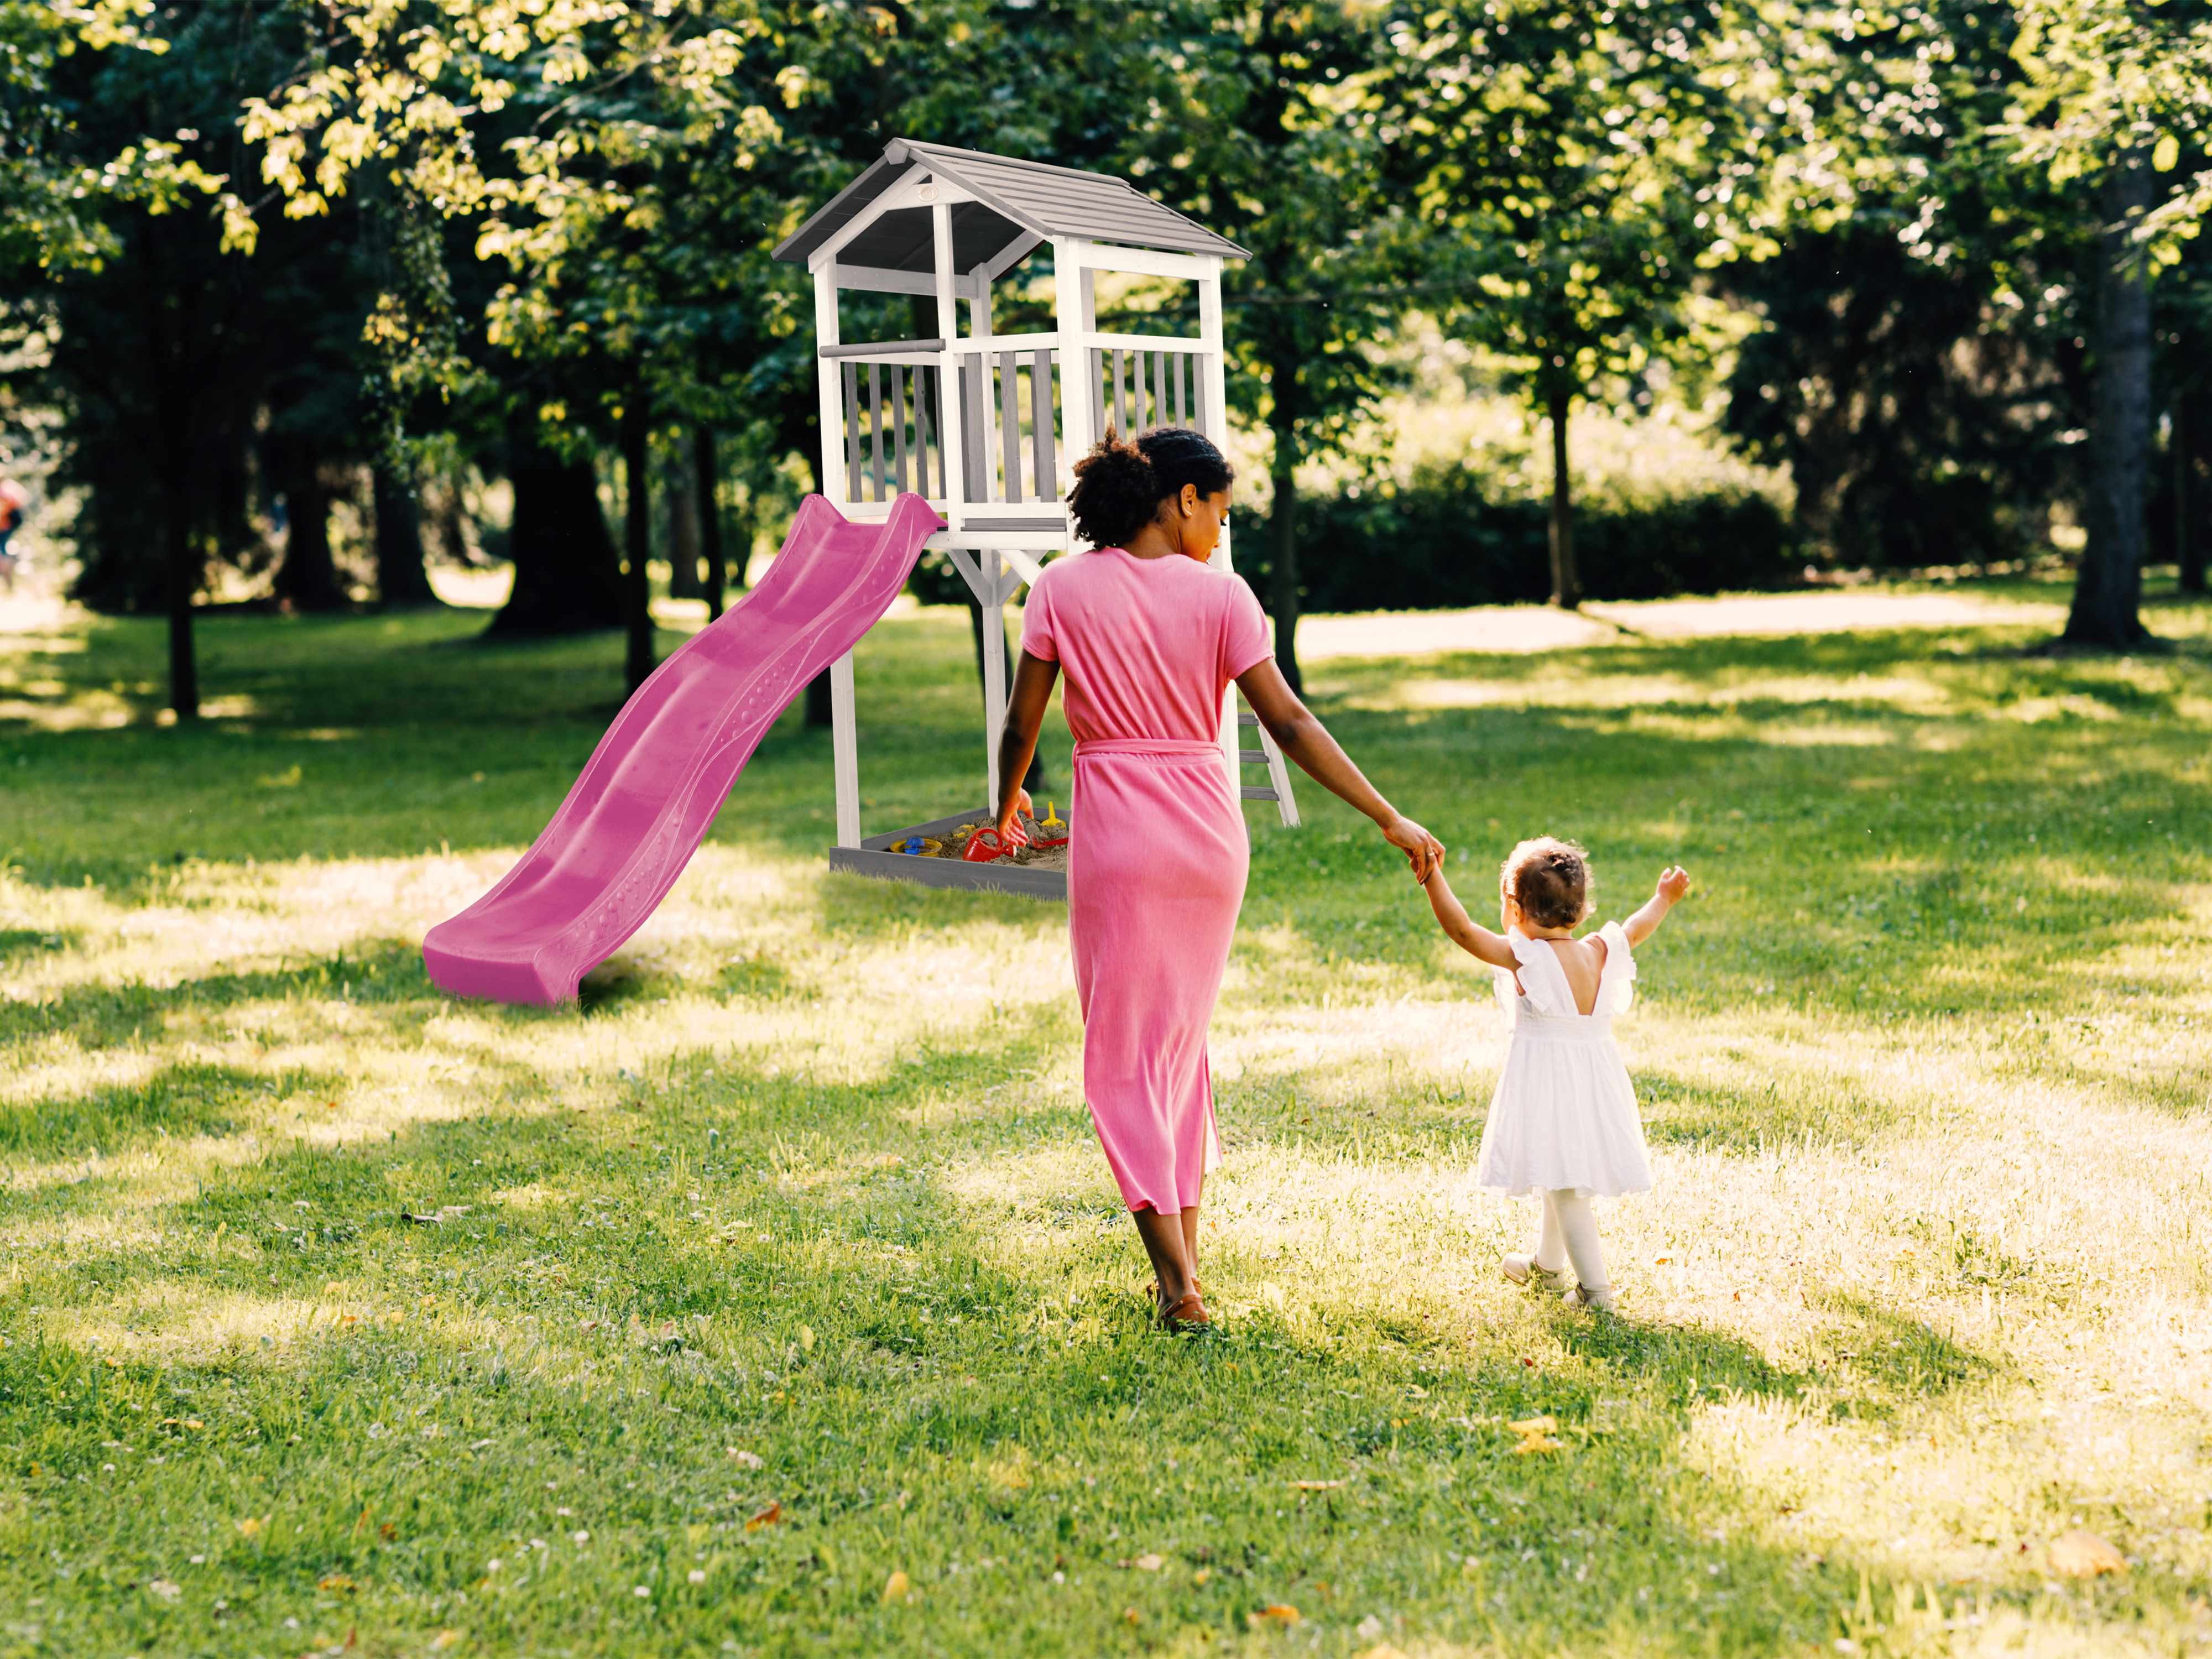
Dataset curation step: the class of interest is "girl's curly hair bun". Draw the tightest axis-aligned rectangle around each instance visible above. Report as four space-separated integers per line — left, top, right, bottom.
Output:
1066 425 1234 549
1500 836 1594 931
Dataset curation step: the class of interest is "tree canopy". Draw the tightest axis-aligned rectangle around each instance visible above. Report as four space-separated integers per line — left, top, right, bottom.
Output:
3 0 2210 708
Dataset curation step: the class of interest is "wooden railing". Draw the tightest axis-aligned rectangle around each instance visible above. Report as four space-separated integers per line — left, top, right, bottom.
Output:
827 341 945 505
954 347 1060 510
1092 342 1211 443
825 334 1213 514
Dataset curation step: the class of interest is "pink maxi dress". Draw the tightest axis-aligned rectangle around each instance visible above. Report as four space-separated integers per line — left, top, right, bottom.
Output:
1020 547 1273 1214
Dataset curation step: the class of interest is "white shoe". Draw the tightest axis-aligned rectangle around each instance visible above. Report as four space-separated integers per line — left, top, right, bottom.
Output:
1502 1253 1569 1288
1563 1282 1616 1313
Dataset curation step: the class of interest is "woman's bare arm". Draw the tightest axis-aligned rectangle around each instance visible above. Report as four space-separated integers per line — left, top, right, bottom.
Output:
1421 867 1519 968
993 649 1061 836
1235 657 1443 880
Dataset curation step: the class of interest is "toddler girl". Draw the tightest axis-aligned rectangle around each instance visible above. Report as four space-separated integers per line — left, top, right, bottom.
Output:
1420 838 1691 1311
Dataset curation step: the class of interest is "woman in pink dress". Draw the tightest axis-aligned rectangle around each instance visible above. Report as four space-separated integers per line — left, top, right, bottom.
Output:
993 429 1443 1329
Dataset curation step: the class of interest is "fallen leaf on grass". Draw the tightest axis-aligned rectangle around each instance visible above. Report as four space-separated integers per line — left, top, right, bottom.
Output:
881 1570 910 1603
1509 1415 1564 1454
236 1516 267 1540
1248 1604 1301 1627
726 1448 764 1469
319 1575 356 1593
147 1579 181 1600
428 1632 462 1651
1118 1553 1163 1571
746 1501 782 1531
2049 1531 2126 1577
1288 1480 1343 1491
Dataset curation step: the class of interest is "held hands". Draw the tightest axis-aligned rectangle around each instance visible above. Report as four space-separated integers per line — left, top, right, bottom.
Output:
1655 865 1692 905
1380 813 1444 883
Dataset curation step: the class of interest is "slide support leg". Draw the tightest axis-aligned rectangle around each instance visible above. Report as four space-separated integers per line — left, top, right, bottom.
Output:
831 649 860 848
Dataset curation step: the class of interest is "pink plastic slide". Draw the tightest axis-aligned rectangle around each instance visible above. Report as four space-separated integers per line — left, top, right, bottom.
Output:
422 492 942 1004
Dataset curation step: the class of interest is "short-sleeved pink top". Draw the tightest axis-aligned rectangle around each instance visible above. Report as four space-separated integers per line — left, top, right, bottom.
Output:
1020 547 1272 740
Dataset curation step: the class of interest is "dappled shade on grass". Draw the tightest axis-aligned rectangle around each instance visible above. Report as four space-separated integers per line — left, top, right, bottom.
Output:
1 581 2209 1655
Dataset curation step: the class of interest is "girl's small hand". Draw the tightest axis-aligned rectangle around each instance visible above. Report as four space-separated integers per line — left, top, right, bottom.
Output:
996 788 1034 846
1656 865 1691 904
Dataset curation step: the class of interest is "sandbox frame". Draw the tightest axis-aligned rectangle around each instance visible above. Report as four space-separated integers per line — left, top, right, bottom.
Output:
827 809 1070 900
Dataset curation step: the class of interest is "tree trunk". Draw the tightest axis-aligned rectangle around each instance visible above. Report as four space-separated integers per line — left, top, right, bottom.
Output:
2065 158 2155 648
373 465 439 607
1268 351 1303 694
2180 389 2208 597
666 439 702 599
1547 385 1580 609
165 481 198 719
273 467 346 612
696 425 726 620
623 391 656 695
488 423 624 636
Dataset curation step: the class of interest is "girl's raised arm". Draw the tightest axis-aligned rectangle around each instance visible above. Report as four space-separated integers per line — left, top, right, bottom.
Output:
1622 866 1692 947
1422 867 1519 968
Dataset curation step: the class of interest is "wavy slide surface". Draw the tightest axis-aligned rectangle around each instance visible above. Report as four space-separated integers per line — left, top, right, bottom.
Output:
424 493 941 1004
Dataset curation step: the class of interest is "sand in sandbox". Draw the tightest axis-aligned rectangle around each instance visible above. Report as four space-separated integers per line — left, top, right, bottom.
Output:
888 813 1070 874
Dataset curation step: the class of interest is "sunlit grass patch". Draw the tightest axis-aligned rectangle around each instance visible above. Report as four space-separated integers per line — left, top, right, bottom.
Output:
0 585 2208 1655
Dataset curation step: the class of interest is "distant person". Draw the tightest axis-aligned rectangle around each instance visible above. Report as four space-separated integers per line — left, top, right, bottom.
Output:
991 427 1443 1331
1418 838 1691 1312
0 479 25 594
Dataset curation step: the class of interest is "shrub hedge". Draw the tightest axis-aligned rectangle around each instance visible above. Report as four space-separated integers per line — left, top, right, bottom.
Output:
1250 463 1803 611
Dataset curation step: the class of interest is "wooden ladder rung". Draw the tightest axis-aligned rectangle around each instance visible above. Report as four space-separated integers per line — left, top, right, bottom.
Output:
1239 786 1280 801
1237 713 1259 726
1239 749 1269 765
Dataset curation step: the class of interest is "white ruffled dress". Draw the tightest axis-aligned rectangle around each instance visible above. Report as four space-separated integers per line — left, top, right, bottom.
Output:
1474 923 1654 1199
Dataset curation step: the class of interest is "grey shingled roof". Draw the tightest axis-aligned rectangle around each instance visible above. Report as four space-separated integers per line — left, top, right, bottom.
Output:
773 139 1248 270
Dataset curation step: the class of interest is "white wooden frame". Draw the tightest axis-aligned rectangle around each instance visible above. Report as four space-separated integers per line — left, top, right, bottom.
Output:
805 182 1286 849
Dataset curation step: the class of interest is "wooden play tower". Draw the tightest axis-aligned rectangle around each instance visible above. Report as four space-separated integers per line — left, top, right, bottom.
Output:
773 138 1299 896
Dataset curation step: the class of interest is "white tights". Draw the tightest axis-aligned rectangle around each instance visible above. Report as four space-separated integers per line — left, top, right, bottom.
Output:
1532 1189 1610 1294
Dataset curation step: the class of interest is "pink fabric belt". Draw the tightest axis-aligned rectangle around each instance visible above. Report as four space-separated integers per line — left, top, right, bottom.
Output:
1073 739 1221 759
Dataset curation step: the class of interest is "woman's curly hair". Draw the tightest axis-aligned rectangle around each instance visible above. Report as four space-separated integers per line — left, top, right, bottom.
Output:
1065 426 1235 549
1500 837 1594 931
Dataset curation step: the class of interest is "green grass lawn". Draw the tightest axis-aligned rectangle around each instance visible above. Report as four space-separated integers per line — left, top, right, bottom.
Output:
1 577 2210 1658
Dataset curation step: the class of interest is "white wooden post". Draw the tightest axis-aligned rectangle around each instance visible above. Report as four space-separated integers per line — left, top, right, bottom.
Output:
982 548 1006 809
971 263 996 507
815 264 866 848
932 201 963 533
1052 241 1094 496
1195 260 1243 808
831 651 860 848
813 266 846 505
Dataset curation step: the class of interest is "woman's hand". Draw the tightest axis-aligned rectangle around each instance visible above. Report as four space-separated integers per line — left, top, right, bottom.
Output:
995 787 1035 846
1380 813 1444 882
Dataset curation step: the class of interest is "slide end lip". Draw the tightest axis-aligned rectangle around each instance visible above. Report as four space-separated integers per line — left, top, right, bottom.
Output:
421 936 577 1007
